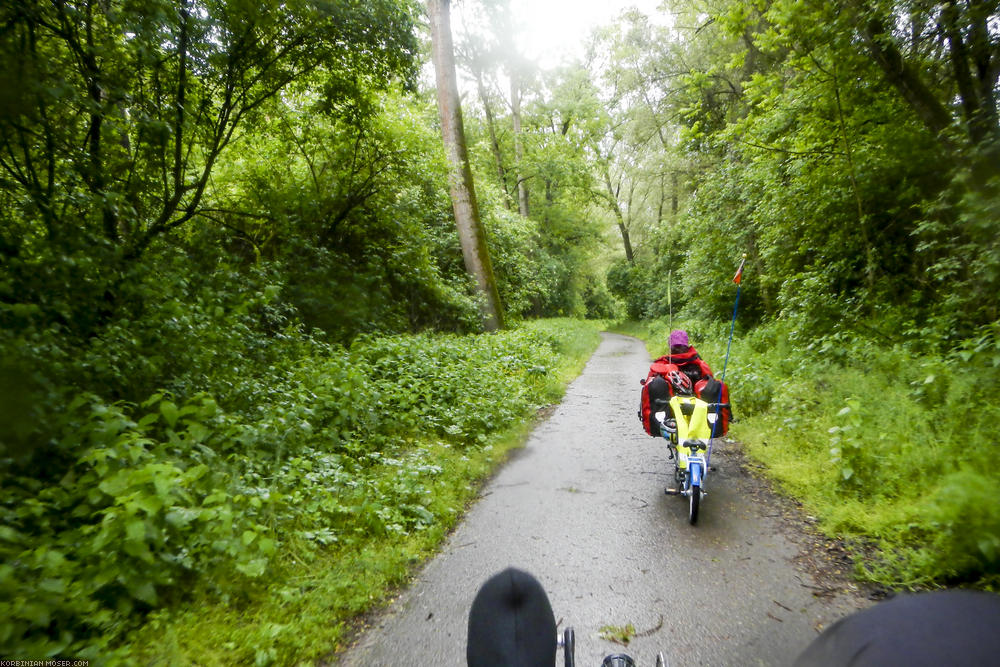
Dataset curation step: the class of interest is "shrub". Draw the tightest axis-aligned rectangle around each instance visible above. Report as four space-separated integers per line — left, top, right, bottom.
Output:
0 319 595 659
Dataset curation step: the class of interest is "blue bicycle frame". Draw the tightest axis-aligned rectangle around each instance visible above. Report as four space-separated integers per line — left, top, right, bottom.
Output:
655 403 715 525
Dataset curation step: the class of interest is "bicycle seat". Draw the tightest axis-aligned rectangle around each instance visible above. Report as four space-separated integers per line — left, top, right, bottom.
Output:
467 568 557 666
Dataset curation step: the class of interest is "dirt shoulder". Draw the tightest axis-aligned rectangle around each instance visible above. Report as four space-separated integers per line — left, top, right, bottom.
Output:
730 443 887 609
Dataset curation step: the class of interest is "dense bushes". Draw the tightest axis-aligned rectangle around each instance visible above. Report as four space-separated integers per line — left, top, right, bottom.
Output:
0 315 598 660
724 320 1000 589
622 315 1000 589
0 3 613 654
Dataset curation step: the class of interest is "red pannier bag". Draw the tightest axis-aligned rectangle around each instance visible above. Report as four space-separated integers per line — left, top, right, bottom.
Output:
694 377 732 437
638 360 679 437
639 362 732 438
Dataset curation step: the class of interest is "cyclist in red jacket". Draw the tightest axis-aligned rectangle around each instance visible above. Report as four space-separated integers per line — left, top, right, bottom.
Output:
641 328 731 438
657 329 714 385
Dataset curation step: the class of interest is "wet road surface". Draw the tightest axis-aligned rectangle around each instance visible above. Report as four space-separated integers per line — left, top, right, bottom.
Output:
337 333 866 666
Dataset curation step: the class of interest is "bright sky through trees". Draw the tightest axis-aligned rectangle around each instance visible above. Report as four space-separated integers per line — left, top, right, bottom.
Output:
454 0 668 70
511 0 666 67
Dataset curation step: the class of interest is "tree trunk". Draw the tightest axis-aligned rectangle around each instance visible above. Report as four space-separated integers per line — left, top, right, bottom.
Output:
671 171 679 218
427 0 505 331
854 3 999 181
473 69 513 210
603 168 634 264
510 72 529 217
857 15 954 142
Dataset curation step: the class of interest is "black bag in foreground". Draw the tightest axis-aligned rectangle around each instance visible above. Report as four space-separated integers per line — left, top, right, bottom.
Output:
795 590 1000 666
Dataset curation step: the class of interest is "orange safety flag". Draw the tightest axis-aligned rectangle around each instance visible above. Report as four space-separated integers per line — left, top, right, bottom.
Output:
732 256 746 284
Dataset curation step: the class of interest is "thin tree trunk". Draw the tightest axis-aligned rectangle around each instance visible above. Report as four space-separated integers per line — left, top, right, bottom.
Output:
855 13 955 146
510 72 529 217
671 171 679 218
603 169 634 264
474 70 512 210
427 0 505 331
657 172 664 226
832 66 876 295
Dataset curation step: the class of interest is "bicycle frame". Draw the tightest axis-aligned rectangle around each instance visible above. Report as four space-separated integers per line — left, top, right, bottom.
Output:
654 397 722 525
683 450 704 491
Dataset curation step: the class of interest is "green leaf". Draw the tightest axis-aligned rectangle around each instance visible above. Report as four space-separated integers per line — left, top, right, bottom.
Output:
151 464 176 497
186 421 210 444
99 472 131 497
258 537 277 555
40 548 66 569
165 507 199 527
0 526 24 543
18 601 51 627
236 557 268 578
142 393 164 409
135 494 164 516
137 412 160 430
39 578 67 595
185 464 209 482
978 536 1000 561
161 401 180 428
203 491 228 506
130 580 158 605
126 518 146 544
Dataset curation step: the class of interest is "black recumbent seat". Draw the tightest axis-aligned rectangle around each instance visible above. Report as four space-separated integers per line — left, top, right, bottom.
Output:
467 568 557 667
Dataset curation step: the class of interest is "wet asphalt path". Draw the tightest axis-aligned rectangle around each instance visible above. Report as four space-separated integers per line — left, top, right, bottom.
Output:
337 333 865 666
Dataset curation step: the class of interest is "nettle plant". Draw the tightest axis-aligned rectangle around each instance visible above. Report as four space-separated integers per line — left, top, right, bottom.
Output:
1 321 576 658
1 393 265 659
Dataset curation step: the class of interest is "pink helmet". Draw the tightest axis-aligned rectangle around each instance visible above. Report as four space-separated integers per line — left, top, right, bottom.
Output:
669 329 689 349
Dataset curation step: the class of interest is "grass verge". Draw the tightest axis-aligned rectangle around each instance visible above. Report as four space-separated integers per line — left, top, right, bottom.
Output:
615 317 1000 592
125 319 603 665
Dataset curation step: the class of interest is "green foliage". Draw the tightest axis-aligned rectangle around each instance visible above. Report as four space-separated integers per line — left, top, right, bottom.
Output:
733 320 1000 589
607 260 656 321
599 0 998 343
914 169 1000 339
0 393 256 661
0 0 419 270
599 622 637 646
0 318 600 660
458 51 616 320
204 91 481 342
827 398 880 491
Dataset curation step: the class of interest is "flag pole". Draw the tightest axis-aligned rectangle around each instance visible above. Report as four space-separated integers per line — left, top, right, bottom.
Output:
667 269 673 363
720 253 746 383
710 253 746 448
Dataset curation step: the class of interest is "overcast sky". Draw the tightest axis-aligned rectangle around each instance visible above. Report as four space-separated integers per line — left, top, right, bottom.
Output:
510 0 666 67
452 0 668 70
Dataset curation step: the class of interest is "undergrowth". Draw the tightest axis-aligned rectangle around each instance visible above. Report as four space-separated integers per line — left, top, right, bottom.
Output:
615 317 1000 591
0 318 602 664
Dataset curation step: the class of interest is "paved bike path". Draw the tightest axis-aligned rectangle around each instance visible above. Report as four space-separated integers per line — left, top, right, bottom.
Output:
337 333 865 666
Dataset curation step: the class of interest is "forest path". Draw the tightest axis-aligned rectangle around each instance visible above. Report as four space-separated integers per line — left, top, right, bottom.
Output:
336 332 867 666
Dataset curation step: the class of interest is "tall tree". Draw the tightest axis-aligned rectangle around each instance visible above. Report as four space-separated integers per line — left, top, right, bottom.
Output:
0 0 419 333
469 59 514 210
0 0 418 258
511 67 530 217
427 0 506 331
847 0 999 157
